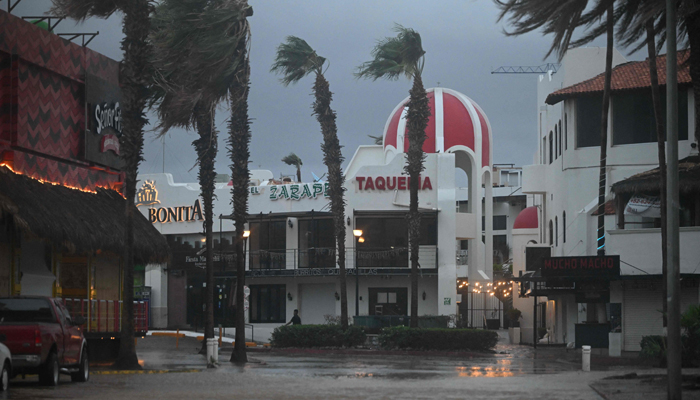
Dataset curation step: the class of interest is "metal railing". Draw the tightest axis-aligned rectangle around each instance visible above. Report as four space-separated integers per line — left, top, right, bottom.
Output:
224 246 439 271
456 250 468 265
62 298 149 334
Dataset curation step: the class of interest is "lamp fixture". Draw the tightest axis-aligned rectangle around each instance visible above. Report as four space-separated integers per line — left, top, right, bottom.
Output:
287 292 293 301
422 291 426 301
358 237 365 243
243 230 251 238
287 219 294 229
346 216 351 226
335 292 340 301
353 229 363 237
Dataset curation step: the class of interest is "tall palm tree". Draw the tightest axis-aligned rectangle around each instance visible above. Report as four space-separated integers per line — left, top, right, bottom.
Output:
368 135 383 145
281 152 303 182
50 0 151 370
271 36 349 329
228 18 253 363
149 0 252 356
355 25 428 328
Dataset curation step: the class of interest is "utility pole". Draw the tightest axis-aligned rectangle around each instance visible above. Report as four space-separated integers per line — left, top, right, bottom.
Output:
665 0 681 397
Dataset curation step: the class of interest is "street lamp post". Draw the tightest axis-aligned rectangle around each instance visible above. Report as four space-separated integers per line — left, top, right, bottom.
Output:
353 229 363 317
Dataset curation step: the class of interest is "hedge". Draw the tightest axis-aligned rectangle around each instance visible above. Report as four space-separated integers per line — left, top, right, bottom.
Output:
378 326 498 352
270 325 366 348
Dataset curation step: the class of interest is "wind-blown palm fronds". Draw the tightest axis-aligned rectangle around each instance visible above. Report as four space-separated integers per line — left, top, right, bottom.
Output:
281 153 303 182
356 24 429 328
272 36 349 330
150 0 252 358
368 135 383 145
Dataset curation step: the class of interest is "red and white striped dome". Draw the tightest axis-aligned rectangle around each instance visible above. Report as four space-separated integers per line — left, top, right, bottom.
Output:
382 88 492 168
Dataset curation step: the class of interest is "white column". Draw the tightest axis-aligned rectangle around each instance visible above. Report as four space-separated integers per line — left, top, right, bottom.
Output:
468 159 483 284
437 153 457 315
145 263 168 328
484 171 494 280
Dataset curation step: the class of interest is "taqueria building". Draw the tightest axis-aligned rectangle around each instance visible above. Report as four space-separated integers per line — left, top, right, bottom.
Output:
139 87 496 328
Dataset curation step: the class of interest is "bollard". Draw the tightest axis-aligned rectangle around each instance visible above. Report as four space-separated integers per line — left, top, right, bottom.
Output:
219 326 222 347
582 345 591 372
206 338 218 365
176 329 180 349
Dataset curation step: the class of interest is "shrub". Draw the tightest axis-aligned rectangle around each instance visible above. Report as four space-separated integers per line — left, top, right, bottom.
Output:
378 326 498 352
640 335 666 367
270 324 366 348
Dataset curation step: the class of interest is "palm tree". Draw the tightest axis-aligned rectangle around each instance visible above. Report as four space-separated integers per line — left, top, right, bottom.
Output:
50 0 151 370
149 0 252 356
271 36 349 329
368 135 383 145
228 19 253 364
281 153 303 182
355 25 429 328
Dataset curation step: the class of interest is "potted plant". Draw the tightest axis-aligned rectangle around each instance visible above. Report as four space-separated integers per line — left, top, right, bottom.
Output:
506 308 522 345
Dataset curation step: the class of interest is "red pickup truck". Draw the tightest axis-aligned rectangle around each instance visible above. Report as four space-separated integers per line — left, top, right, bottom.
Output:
0 297 89 386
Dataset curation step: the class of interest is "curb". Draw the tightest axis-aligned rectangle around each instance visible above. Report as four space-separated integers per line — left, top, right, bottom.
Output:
92 368 202 375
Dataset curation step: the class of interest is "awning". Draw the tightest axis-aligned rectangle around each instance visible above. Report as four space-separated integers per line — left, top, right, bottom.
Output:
0 166 169 263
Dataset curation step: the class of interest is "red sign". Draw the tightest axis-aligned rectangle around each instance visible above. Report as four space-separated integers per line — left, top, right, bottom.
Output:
541 256 620 278
355 176 433 191
100 134 120 155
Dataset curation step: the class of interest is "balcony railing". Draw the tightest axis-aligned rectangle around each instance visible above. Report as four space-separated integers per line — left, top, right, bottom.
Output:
221 246 438 271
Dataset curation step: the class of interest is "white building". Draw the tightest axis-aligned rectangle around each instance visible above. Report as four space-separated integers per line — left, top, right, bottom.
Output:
512 48 700 351
139 87 508 331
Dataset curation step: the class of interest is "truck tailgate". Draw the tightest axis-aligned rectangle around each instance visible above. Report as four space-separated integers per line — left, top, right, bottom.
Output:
0 323 42 355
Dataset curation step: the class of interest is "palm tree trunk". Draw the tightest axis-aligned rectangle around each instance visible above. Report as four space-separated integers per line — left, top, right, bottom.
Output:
596 3 613 257
405 74 430 328
229 39 251 364
312 73 348 329
112 0 150 371
194 107 217 355
296 166 302 183
646 20 668 327
685 13 700 145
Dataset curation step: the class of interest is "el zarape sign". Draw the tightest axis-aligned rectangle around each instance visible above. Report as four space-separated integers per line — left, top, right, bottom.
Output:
541 255 620 278
269 182 330 201
355 176 433 191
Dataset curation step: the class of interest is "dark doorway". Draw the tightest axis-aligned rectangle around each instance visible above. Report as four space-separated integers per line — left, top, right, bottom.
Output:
369 287 408 316
249 284 286 323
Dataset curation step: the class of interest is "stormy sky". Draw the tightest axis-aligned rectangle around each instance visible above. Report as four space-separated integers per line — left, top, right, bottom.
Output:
10 0 646 184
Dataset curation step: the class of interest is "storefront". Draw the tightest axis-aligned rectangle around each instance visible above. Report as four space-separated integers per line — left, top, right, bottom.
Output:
139 87 495 328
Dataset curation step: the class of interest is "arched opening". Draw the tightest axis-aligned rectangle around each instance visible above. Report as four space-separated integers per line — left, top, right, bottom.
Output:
558 119 562 156
554 125 558 160
549 220 553 246
555 216 558 247
549 132 553 164
564 113 568 150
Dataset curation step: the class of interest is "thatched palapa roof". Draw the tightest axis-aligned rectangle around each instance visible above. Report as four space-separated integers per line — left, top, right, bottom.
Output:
0 167 169 263
612 155 700 195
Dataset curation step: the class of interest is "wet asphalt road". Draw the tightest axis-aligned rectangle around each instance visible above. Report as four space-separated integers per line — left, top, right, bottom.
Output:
0 336 635 399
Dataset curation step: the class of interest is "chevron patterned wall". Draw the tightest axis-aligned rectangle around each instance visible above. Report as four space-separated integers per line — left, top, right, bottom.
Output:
0 10 123 192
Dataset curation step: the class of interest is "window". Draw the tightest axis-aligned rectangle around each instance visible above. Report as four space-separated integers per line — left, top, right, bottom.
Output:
249 220 286 269
558 120 562 156
355 215 437 268
554 126 558 160
369 287 407 316
549 132 553 164
249 285 286 323
299 218 335 268
565 114 568 150
542 138 547 164
563 211 567 243
576 96 603 148
555 216 558 247
549 220 553 246
612 90 688 145
481 215 508 231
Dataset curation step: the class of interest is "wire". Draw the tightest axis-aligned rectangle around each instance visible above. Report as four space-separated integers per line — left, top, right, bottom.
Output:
620 259 651 275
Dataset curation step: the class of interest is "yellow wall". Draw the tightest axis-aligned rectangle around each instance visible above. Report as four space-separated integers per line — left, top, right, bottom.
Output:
94 252 121 300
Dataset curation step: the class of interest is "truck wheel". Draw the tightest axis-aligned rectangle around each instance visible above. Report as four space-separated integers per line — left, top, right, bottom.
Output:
71 348 89 382
0 361 8 391
39 352 59 386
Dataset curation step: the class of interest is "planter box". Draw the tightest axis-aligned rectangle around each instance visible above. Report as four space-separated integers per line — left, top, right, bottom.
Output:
508 327 520 344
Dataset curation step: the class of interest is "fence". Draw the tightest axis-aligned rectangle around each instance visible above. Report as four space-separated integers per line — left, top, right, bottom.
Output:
62 298 149 334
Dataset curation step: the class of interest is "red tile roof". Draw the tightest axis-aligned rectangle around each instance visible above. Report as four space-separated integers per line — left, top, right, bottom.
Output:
545 50 691 105
591 200 616 216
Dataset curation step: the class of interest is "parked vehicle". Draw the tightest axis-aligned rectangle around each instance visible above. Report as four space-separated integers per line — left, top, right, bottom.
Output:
0 341 10 391
0 297 89 386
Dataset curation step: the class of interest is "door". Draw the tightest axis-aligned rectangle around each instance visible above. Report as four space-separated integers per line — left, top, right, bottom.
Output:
299 284 336 324
369 288 408 316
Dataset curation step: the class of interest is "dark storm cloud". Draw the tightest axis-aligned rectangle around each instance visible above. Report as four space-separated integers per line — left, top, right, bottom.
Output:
9 0 645 185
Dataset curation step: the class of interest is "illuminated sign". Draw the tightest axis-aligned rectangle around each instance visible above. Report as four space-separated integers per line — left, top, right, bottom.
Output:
147 199 204 224
355 176 433 191
136 180 160 207
269 183 329 201
94 102 122 135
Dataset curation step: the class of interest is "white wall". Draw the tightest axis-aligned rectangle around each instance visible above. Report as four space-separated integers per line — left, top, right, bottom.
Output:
145 263 168 328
